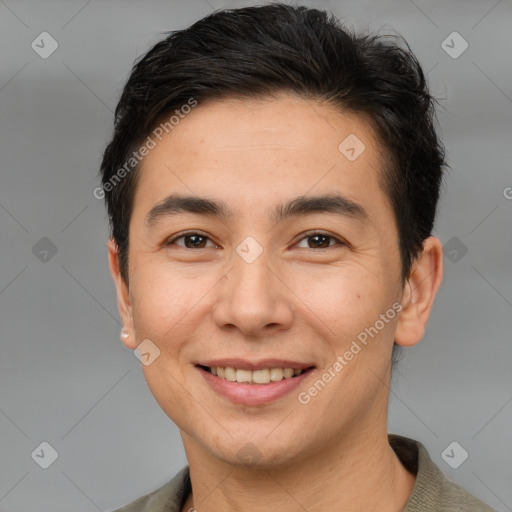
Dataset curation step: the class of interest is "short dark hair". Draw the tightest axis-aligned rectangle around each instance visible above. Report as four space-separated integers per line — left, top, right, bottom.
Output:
99 2 446 287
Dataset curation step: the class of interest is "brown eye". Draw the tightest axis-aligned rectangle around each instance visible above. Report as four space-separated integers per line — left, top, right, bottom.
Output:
167 233 216 249
308 234 331 248
296 233 341 249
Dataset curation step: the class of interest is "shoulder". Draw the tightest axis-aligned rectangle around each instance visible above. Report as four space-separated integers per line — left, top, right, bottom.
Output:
440 478 497 512
389 434 497 512
110 466 190 512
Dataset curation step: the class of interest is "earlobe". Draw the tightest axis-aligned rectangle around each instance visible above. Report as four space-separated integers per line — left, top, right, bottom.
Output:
107 238 137 349
394 236 443 348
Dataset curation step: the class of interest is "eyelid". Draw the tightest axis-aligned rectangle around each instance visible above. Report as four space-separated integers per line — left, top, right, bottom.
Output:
165 231 219 248
165 230 346 249
295 231 346 248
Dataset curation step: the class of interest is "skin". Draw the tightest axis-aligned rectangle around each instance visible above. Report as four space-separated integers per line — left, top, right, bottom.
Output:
108 92 443 512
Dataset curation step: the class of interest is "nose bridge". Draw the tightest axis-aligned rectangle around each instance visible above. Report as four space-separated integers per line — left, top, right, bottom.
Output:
229 232 274 298
213 246 293 335
232 251 272 297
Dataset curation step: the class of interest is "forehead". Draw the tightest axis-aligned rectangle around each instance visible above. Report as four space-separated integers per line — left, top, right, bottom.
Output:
132 93 391 222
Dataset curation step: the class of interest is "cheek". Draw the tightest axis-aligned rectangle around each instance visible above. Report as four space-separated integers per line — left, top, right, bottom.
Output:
129 262 217 342
287 262 391 334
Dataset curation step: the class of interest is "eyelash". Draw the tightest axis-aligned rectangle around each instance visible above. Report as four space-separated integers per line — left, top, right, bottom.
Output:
165 231 345 250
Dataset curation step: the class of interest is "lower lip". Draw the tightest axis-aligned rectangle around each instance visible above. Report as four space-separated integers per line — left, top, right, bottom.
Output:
197 366 315 405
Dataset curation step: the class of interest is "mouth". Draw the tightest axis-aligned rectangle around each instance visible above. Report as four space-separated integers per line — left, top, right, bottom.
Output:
195 363 316 405
196 364 315 385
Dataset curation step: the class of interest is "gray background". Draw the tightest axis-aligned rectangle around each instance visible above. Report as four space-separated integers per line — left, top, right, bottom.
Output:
1 0 511 510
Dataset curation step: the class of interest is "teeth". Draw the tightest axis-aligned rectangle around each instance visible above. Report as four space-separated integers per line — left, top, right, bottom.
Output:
252 369 270 384
236 369 252 383
270 368 283 381
283 368 294 379
207 366 304 384
224 367 236 382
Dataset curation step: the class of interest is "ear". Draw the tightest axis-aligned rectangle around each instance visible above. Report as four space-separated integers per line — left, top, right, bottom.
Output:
107 238 137 349
394 236 443 347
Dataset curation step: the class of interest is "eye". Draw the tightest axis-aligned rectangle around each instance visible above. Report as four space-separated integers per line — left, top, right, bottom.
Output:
296 232 344 249
166 232 218 249
165 232 344 250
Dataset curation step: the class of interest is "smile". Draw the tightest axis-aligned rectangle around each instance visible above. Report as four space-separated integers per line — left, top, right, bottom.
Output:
196 364 316 405
200 365 307 385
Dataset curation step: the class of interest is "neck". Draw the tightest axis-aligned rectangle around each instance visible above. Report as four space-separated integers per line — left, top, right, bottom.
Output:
180 426 416 512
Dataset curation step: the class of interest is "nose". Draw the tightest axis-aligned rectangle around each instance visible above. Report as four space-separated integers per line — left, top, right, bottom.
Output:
212 253 294 337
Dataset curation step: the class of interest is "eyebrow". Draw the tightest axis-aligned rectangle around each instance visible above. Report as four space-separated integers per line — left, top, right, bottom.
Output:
144 193 368 228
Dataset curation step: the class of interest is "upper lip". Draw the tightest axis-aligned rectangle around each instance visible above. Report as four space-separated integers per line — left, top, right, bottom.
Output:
196 359 315 371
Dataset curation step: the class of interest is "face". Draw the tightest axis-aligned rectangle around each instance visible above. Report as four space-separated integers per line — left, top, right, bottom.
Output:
109 93 435 468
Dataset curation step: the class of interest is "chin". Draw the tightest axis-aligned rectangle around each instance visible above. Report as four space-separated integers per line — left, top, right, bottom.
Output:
205 431 310 470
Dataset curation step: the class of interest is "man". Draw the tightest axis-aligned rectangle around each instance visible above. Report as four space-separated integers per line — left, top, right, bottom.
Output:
100 4 496 511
